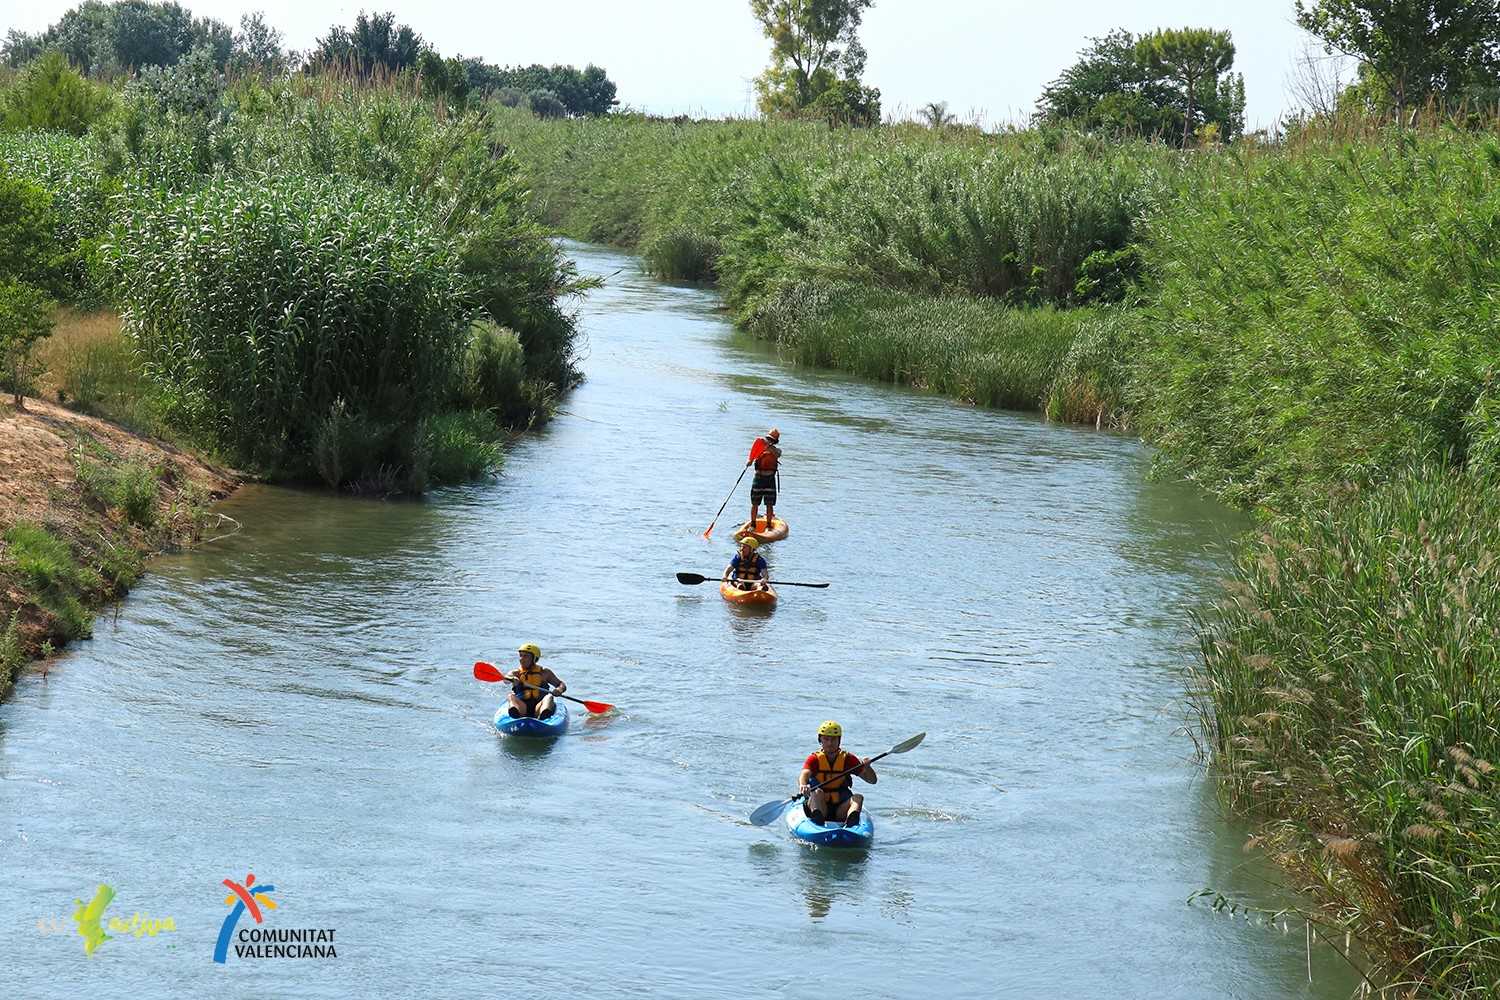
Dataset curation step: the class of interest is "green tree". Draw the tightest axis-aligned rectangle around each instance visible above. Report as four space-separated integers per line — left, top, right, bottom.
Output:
1036 28 1244 143
230 11 285 75
0 278 54 408
750 0 875 112
919 101 955 127
1134 28 1235 146
0 51 117 136
309 11 423 76
1296 0 1500 116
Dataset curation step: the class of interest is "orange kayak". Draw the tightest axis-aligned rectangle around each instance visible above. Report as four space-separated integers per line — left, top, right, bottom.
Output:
733 517 789 544
720 580 778 606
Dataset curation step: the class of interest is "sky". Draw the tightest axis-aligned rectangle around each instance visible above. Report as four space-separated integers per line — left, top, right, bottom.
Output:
3 0 1341 130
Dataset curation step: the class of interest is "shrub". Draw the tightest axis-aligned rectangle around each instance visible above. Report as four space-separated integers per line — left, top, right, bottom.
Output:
0 52 116 135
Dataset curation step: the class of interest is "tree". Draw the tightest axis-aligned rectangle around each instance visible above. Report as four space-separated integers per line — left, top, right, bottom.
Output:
1036 28 1243 143
0 278 54 408
1295 0 1500 117
0 51 117 136
308 11 423 76
808 78 881 125
918 101 955 127
1135 28 1235 146
750 0 875 113
231 11 285 75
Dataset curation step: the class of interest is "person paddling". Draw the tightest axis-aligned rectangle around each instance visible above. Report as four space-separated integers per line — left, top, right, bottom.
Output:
505 643 566 719
801 720 876 827
748 428 781 528
723 536 770 592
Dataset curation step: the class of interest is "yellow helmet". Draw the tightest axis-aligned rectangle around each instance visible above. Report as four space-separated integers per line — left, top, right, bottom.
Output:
817 720 842 738
738 536 761 550
517 643 541 660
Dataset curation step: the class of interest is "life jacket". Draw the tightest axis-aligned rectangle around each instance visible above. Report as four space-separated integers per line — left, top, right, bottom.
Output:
730 554 766 582
810 750 855 805
511 663 548 705
754 443 779 474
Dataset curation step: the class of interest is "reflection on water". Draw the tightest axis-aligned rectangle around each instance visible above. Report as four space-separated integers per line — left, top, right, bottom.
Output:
796 845 871 922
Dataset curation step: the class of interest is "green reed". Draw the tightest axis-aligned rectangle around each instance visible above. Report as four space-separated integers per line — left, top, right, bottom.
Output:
106 172 474 481
1197 469 1500 993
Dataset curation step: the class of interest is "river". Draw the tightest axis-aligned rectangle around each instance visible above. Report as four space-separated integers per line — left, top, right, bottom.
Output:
1 243 1361 998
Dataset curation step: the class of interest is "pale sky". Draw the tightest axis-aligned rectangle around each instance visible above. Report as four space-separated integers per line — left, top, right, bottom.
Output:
3 0 1337 129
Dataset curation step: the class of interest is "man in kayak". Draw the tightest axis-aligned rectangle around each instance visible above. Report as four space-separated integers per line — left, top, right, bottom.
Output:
801 720 877 827
505 643 567 719
723 536 770 592
748 428 781 529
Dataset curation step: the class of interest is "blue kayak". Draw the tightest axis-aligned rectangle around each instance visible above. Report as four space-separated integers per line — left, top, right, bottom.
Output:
785 804 874 848
492 703 569 738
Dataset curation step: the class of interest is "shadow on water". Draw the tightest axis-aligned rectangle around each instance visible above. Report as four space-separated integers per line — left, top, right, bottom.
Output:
495 732 564 763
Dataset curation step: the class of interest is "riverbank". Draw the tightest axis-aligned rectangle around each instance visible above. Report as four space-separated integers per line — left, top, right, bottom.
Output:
0 392 237 699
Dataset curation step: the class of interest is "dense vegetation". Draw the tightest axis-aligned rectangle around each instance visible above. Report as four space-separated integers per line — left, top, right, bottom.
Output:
0 60 586 490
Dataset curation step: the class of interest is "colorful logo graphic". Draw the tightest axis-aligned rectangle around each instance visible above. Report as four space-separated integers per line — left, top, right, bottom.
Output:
74 884 115 955
213 872 277 964
43 883 177 955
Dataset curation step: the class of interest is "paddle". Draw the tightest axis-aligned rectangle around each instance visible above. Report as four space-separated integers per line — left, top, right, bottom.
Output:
675 572 829 589
472 661 614 714
703 438 767 540
748 732 926 826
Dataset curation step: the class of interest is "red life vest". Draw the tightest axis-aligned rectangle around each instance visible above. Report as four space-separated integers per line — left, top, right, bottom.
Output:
810 750 855 805
754 442 779 473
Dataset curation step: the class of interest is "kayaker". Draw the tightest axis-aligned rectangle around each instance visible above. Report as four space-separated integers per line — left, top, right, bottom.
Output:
723 536 770 592
748 428 781 528
800 720 877 827
505 643 567 719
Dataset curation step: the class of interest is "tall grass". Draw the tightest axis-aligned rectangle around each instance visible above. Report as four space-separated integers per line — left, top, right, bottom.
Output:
1197 470 1500 993
106 172 474 482
1138 129 1500 513
748 279 1135 424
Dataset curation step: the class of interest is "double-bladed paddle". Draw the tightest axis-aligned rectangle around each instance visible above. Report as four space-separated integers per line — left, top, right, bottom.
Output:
676 572 829 589
472 661 615 714
748 732 926 826
703 438 767 540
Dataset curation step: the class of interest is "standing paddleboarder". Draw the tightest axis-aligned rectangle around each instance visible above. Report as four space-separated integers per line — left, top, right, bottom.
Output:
748 428 781 530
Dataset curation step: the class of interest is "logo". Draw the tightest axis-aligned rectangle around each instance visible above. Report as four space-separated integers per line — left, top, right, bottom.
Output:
36 884 177 955
213 872 336 963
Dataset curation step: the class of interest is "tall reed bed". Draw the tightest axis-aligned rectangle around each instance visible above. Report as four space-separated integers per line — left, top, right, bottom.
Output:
748 280 1136 425
492 112 1183 314
1138 129 1500 513
1197 470 1500 993
106 172 475 484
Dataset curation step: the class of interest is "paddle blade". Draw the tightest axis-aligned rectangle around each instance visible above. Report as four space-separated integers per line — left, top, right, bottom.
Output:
702 526 713 540
892 732 926 754
581 699 614 715
748 438 766 464
675 572 709 585
473 661 505 683
749 798 791 826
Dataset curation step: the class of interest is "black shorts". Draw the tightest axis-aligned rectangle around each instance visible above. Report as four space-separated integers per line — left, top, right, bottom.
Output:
750 474 777 505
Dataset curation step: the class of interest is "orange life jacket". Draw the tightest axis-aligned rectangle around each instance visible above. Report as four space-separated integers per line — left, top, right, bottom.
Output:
810 750 855 805
511 663 548 706
754 443 779 474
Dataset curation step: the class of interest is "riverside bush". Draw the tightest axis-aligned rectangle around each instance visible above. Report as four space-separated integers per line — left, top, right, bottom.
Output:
107 173 474 481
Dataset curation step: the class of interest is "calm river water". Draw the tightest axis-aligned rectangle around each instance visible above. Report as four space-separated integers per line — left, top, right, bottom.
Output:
1 244 1361 998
